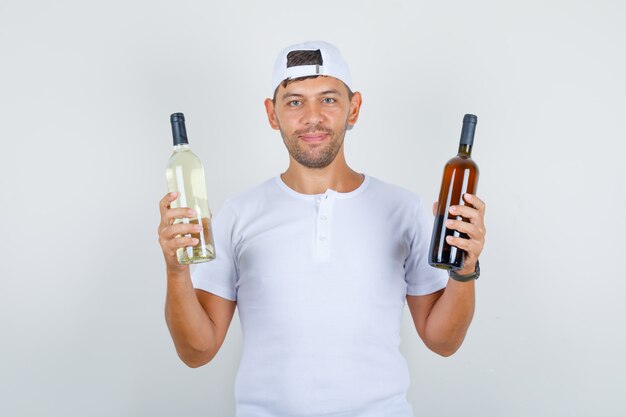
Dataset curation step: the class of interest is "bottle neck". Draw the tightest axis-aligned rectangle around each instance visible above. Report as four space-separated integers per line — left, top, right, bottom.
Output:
457 144 473 157
458 115 477 157
170 113 189 146
173 143 190 152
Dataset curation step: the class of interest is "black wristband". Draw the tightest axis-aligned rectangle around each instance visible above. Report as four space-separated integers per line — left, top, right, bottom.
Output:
449 260 480 282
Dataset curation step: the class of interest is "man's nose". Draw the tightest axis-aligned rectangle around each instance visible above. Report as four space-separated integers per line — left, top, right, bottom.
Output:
301 102 324 125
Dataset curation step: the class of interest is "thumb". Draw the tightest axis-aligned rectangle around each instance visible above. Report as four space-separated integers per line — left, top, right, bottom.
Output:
432 201 438 216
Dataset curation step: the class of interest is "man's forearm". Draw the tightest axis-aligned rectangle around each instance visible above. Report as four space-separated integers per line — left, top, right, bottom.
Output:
165 267 217 367
423 278 475 356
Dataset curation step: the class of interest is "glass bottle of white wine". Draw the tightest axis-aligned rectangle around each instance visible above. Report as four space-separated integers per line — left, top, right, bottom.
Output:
165 113 216 264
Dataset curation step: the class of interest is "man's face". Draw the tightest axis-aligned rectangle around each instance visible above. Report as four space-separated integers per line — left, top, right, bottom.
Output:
265 76 361 169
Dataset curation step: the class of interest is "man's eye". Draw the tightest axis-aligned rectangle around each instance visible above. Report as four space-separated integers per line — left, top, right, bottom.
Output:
289 100 301 106
322 98 335 104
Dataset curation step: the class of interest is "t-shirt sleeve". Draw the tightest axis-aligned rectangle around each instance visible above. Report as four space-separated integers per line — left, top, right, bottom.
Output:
191 200 239 301
404 196 449 296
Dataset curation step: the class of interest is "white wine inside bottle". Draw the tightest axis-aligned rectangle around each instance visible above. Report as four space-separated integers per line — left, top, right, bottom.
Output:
165 113 216 264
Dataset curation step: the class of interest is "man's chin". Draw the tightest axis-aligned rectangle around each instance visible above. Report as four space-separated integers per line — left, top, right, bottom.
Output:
292 153 337 169
296 159 334 169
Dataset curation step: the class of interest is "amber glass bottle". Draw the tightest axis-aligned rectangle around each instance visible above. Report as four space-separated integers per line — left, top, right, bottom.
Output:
428 114 479 270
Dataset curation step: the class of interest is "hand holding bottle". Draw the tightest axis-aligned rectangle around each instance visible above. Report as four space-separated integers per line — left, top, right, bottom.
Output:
431 193 487 276
164 113 216 264
429 114 481 271
157 191 202 271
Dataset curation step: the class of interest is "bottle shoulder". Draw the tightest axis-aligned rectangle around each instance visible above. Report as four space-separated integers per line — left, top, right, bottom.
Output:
445 155 479 169
167 147 203 167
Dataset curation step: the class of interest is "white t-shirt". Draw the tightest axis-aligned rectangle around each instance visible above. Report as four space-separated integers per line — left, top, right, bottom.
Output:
192 174 448 417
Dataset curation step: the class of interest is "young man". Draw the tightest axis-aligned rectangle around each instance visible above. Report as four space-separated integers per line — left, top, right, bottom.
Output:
158 41 486 416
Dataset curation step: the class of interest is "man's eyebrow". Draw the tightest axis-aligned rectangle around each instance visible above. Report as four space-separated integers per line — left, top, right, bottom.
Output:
319 89 342 96
280 89 343 101
280 93 304 100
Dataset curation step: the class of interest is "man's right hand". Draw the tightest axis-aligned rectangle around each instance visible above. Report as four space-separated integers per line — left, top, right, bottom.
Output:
157 191 202 272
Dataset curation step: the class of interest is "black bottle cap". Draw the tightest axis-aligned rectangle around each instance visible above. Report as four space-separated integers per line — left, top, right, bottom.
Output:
460 113 478 146
170 112 188 145
463 114 477 124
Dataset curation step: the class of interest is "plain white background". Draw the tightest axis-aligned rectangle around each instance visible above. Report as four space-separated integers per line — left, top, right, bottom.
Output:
1 0 624 416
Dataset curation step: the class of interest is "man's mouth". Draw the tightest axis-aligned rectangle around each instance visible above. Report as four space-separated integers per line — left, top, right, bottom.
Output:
299 132 329 142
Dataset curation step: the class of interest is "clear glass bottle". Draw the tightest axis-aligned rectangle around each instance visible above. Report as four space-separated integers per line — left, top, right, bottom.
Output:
165 113 216 264
429 114 479 270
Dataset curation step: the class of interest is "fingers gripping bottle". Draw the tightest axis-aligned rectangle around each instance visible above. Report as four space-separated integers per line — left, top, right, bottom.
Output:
428 114 479 270
165 113 216 264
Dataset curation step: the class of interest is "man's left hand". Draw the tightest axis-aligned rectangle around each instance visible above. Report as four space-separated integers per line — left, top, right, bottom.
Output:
433 193 487 276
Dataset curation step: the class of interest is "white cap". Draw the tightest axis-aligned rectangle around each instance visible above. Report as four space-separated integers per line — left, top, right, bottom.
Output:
271 40 353 95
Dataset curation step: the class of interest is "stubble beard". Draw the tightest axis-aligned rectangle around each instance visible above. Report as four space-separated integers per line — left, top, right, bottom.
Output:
278 122 348 169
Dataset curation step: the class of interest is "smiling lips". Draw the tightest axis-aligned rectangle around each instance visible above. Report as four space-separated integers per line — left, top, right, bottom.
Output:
299 133 328 143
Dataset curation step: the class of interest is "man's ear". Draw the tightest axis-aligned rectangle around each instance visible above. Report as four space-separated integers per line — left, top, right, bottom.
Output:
347 92 362 127
264 98 280 130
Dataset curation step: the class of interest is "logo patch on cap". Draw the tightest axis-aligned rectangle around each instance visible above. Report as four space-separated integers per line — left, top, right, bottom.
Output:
286 49 323 74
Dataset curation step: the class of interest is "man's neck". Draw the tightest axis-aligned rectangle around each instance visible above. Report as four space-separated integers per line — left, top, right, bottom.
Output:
280 160 364 195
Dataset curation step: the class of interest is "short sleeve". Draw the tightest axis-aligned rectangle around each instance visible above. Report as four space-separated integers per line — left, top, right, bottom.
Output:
404 196 449 296
191 200 239 301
